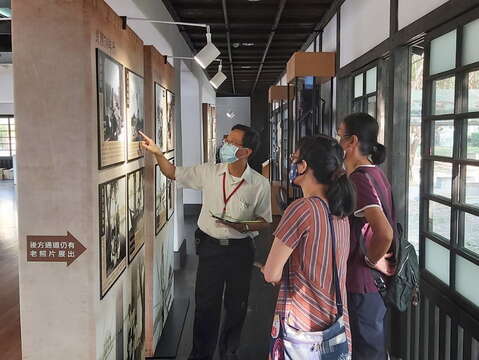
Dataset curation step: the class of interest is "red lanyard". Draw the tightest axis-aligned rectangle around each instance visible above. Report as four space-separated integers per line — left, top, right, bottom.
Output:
222 173 245 214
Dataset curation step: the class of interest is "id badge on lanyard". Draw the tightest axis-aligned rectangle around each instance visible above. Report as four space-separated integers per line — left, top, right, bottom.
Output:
222 172 245 216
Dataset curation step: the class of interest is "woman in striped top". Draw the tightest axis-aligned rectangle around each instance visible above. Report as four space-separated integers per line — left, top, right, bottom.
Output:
262 136 356 359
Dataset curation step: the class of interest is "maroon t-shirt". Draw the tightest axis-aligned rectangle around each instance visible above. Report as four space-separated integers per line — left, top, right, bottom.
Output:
347 165 393 294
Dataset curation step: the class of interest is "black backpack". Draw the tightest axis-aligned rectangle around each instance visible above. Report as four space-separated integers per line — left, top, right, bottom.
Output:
355 168 420 312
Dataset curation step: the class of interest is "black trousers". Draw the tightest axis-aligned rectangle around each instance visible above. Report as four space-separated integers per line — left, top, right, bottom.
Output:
189 232 254 360
348 292 388 360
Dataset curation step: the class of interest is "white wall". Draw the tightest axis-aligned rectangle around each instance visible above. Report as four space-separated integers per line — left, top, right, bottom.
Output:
340 0 390 68
181 65 202 205
0 64 14 114
322 15 337 53
398 0 449 30
215 97 251 144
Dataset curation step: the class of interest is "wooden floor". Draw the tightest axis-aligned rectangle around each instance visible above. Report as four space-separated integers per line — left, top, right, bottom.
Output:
0 180 22 359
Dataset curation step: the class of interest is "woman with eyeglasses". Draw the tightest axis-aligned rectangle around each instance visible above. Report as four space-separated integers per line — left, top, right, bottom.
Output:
337 113 396 360
261 135 356 359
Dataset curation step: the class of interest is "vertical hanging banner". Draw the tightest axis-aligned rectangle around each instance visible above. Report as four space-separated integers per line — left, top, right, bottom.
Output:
26 232 87 266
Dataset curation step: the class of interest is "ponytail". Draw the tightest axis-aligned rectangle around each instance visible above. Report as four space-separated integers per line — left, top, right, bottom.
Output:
327 173 356 218
371 143 386 165
297 135 356 218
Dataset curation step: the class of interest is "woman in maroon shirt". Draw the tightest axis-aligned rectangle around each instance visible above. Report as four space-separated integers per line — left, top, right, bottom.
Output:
337 113 396 360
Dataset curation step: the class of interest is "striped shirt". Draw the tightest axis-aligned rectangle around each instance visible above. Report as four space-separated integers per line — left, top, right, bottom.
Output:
273 197 351 346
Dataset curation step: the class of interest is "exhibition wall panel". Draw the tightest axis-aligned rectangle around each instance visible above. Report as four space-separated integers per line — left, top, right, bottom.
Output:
216 97 251 145
339 0 390 68
13 0 184 358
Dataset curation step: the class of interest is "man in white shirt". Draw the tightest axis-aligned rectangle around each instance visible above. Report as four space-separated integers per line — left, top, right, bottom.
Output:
140 124 272 360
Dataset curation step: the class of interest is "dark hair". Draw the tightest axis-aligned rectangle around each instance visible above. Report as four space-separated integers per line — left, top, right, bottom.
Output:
297 136 356 218
232 124 260 156
342 112 386 165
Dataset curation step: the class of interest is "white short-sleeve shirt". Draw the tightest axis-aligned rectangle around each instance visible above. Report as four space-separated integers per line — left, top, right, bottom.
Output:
175 163 272 239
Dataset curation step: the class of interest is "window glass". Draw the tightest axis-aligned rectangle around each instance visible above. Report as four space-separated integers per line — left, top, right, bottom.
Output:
366 67 377 94
468 71 479 113
430 30 457 75
408 49 424 254
467 119 479 160
464 166 479 207
354 73 364 98
352 99 362 113
428 201 451 240
367 95 377 118
455 256 479 306
426 238 450 284
464 212 479 254
432 77 455 115
432 161 452 198
463 18 479 66
432 120 454 157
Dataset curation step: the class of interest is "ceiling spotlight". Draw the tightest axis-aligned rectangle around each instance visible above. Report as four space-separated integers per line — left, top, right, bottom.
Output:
194 31 221 69
232 42 240 48
210 61 227 89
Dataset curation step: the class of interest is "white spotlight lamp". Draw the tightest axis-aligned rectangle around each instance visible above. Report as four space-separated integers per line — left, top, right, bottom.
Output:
122 17 220 68
194 31 221 69
210 61 227 89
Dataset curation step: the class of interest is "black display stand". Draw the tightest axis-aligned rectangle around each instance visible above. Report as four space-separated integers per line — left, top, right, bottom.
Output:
147 297 190 359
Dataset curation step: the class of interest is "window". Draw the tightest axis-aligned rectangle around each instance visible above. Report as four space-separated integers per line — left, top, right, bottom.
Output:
0 116 15 157
407 46 424 253
352 66 381 142
422 18 479 306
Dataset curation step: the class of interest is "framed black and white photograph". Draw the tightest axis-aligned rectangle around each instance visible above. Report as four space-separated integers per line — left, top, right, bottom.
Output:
155 83 168 153
125 251 145 360
126 69 144 161
166 158 175 220
99 176 127 298
96 49 125 169
155 165 167 234
166 90 175 152
127 168 145 263
153 236 174 344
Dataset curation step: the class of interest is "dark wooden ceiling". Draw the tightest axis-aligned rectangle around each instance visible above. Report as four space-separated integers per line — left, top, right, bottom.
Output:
162 0 334 96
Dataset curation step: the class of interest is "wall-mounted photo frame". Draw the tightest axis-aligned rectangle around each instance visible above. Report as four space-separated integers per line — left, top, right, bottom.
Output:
155 83 168 153
126 69 145 161
166 157 175 220
96 49 125 169
166 90 175 153
125 251 145 360
99 175 127 299
155 164 167 234
127 168 145 263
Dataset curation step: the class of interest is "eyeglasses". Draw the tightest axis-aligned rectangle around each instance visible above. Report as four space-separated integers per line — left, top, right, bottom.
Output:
223 139 243 148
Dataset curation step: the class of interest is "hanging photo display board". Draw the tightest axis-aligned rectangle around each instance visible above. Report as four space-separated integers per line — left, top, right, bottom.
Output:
97 49 125 169
125 251 145 360
166 91 175 152
127 168 145 263
99 175 127 298
166 157 175 220
126 69 145 161
155 83 168 153
155 165 167 235
153 233 174 343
